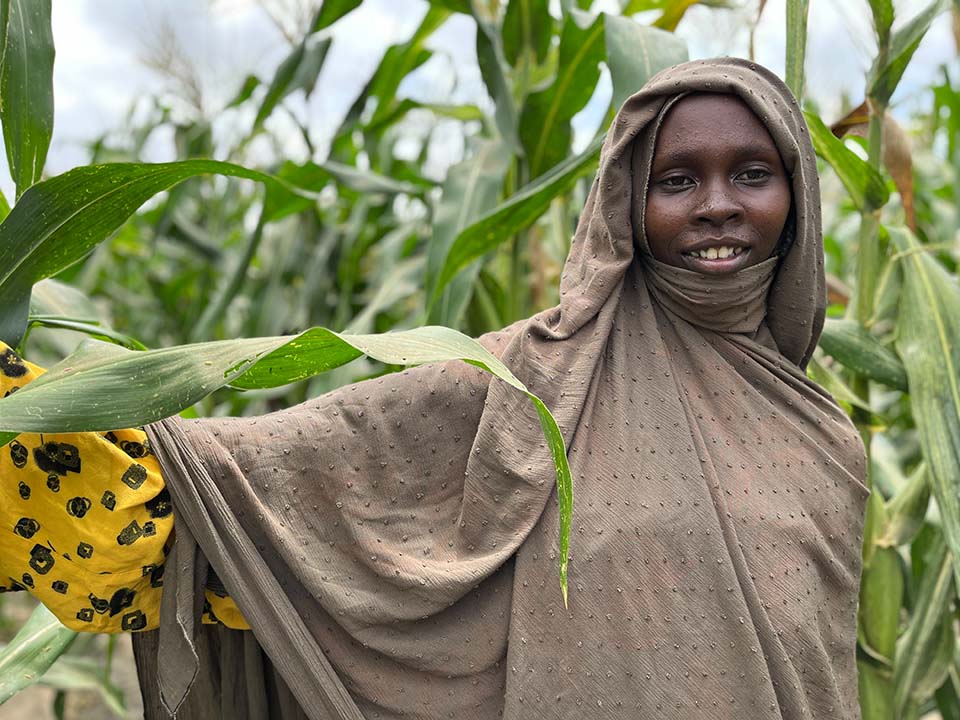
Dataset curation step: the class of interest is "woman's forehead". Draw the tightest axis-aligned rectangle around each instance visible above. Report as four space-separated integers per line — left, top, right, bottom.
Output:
652 93 779 160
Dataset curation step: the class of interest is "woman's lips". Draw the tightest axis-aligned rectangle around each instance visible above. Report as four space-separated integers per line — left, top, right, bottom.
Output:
680 246 752 274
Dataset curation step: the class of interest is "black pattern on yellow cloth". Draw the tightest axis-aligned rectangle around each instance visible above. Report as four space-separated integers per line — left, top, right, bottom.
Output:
0 342 248 632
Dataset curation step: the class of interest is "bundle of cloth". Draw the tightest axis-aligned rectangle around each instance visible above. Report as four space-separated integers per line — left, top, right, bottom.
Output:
134 57 869 719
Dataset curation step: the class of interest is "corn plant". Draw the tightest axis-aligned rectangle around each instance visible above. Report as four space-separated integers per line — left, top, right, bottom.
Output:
0 0 957 717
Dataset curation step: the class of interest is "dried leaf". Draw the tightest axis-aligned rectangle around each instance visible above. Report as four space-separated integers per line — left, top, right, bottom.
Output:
832 102 915 229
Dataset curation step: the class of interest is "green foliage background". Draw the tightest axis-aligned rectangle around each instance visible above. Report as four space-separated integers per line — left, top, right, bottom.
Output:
0 0 958 717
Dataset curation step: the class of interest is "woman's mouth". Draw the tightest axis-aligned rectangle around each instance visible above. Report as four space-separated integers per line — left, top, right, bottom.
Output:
681 245 751 274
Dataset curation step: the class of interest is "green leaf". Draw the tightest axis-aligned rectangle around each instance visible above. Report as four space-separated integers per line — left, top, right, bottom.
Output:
890 225 960 594
868 0 895 44
817 318 907 391
0 159 310 348
338 6 450 135
604 14 687 111
803 110 890 212
28 316 148 350
0 0 55 198
474 13 522 154
518 11 685 178
859 546 903 661
29 279 101 323
262 159 426 223
431 134 603 307
254 36 331 129
428 0 471 12
0 326 575 603
0 604 77 703
879 464 930 547
503 0 552 66
893 532 954 716
869 0 949 106
323 159 432 194
519 10 606 179
38 656 126 717
785 0 809 100
426 138 512 326
807 355 871 411
344 257 423 334
226 74 260 109
934 656 960 720
310 0 363 31
364 99 484 137
858 659 895 720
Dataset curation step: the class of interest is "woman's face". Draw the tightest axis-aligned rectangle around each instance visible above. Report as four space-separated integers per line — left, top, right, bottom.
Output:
644 93 792 275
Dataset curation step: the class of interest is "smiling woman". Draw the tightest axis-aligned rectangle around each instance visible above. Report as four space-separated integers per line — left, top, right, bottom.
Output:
643 93 793 274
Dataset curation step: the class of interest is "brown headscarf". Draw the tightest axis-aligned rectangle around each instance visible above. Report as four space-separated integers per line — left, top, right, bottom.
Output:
135 57 869 720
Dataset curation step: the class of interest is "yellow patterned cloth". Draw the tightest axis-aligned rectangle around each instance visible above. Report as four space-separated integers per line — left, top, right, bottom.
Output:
0 342 248 632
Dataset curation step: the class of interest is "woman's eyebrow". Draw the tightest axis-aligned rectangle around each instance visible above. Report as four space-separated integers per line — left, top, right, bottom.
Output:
655 143 781 166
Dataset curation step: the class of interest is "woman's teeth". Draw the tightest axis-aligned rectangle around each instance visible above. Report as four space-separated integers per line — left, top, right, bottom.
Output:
687 246 744 260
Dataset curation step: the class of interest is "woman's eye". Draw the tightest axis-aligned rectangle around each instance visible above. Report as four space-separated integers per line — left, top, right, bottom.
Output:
660 175 693 189
738 168 771 183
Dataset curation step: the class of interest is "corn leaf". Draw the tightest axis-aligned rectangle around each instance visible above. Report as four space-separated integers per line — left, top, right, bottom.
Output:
38 656 126 717
29 279 100 323
0 604 77 704
430 135 603 307
226 74 260 108
426 138 512 326
803 110 890 212
890 224 960 594
502 0 552 66
254 36 331 129
858 659 895 720
337 6 450 135
867 0 895 45
0 160 310 349
519 10 606 179
817 318 907 391
0 326 574 603
474 11 522 154
0 0 55 199
785 0 809 99
310 0 362 31
860 546 903 661
27 316 148 351
605 15 687 110
880 464 931 547
807 355 871 411
893 533 954 716
869 0 949 105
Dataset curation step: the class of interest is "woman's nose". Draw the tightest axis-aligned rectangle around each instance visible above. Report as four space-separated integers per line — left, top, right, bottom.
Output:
695 184 743 226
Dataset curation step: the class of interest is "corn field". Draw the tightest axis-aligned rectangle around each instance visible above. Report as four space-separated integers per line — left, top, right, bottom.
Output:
0 0 957 717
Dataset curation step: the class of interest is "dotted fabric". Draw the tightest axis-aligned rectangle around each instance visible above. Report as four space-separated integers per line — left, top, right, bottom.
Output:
0 343 248 632
135 59 868 720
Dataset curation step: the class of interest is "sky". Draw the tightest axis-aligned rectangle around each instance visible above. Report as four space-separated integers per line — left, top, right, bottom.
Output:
3 0 956 198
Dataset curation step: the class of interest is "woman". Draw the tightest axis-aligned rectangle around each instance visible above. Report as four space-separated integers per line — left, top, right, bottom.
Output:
0 57 868 719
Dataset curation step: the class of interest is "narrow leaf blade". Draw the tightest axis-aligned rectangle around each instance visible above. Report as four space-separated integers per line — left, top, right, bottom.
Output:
431 135 603 306
0 604 76 704
0 160 307 347
803 110 890 211
0 0 55 198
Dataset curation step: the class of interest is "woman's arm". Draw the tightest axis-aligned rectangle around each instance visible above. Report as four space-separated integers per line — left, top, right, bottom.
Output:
0 342 248 632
